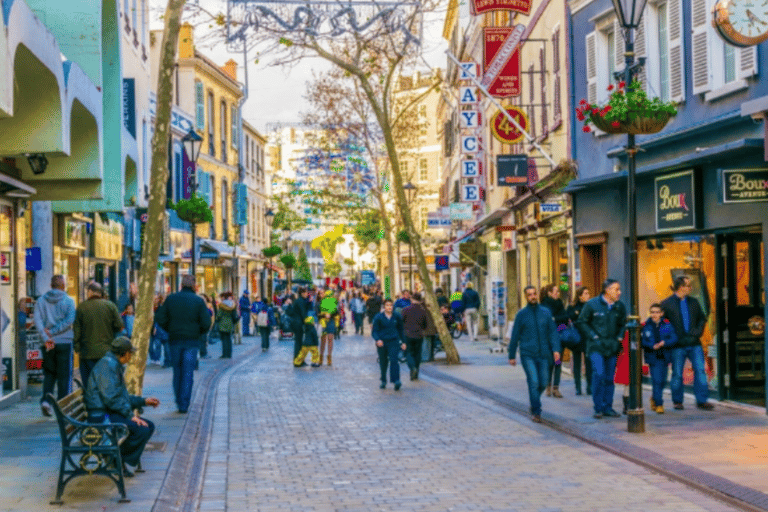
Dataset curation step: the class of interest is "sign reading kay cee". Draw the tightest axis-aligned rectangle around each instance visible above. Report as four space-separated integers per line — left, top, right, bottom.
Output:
655 170 696 232
482 26 524 98
471 0 532 15
722 169 768 203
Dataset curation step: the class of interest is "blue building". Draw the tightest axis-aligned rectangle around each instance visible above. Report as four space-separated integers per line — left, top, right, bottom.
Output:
567 0 768 409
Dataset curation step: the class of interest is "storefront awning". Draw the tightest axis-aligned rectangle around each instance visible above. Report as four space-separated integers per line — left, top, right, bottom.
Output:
0 171 36 197
199 239 248 258
473 207 509 232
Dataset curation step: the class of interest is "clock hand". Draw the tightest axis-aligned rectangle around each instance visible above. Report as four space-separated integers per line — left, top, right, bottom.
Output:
746 8 767 24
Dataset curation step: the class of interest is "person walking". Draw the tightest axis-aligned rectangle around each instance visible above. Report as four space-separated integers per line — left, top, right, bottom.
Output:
155 274 212 413
371 299 406 390
319 290 339 366
34 275 76 416
641 303 678 414
402 293 428 381
566 287 593 395
365 291 382 328
576 279 627 419
216 292 239 358
120 304 135 339
252 297 275 352
393 290 411 315
73 282 123 392
84 337 160 477
239 290 252 337
508 286 560 423
350 292 366 335
539 284 569 398
287 288 310 361
661 276 714 411
461 282 481 342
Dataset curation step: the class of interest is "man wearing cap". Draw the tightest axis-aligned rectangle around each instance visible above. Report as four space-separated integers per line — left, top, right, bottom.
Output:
239 290 252 336
73 281 124 391
84 337 160 477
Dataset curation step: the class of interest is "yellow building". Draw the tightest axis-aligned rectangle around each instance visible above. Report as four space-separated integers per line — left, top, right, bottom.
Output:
441 0 575 335
176 23 244 295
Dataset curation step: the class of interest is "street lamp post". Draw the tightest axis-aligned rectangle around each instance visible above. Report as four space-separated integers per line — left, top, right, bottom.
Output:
182 128 203 277
612 0 648 433
403 181 416 292
265 208 275 299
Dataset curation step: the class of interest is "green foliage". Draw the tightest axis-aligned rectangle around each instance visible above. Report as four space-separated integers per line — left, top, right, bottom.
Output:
353 210 382 249
397 229 410 244
271 195 307 233
296 248 312 281
280 253 297 269
173 193 213 224
325 261 342 276
262 245 283 259
576 79 677 132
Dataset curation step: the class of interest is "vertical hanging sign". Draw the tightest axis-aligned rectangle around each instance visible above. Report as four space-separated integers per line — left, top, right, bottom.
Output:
482 25 524 98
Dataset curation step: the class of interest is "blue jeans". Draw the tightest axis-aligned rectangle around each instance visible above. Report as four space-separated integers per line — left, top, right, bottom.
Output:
590 353 617 414
520 356 550 416
647 355 670 406
149 335 162 362
242 316 250 336
671 345 709 405
259 327 271 350
377 339 402 384
169 344 198 412
162 342 171 367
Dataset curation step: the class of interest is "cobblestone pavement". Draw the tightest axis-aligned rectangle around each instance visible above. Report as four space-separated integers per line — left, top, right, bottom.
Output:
199 334 741 512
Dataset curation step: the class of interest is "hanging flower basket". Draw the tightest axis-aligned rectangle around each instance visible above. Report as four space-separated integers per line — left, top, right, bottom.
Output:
173 193 213 224
576 79 677 135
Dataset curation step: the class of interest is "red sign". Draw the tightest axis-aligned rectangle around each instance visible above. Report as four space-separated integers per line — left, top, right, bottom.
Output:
491 107 528 144
483 27 522 98
471 0 532 15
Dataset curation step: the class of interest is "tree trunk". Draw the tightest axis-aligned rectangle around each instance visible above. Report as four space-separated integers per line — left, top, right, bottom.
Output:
125 0 188 394
374 188 396 299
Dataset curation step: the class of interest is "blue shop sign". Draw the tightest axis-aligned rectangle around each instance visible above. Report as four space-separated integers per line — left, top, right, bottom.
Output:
25 247 42 271
123 78 136 138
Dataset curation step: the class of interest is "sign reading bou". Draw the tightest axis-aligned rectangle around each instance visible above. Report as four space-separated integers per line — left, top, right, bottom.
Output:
722 169 768 203
655 170 696 232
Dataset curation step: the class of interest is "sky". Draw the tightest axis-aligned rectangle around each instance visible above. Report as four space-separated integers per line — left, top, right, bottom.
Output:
150 0 449 134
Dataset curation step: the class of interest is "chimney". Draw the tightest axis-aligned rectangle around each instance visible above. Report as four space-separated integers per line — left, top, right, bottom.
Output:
222 59 238 81
178 23 194 59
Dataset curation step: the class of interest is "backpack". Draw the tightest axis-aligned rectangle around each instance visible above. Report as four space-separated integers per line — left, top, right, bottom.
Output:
257 309 269 327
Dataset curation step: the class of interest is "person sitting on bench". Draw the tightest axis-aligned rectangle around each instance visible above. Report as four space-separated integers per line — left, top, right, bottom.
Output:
84 336 160 476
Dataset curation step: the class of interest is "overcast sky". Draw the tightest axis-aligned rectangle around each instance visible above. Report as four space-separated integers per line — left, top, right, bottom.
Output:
150 1 448 134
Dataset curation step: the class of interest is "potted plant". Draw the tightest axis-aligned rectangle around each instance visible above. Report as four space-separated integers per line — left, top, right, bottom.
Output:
172 193 214 224
576 79 677 135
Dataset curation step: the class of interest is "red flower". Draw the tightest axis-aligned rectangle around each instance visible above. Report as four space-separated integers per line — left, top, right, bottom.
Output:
618 81 626 88
607 84 614 91
603 105 612 113
611 121 621 128
592 108 600 115
576 112 585 121
584 103 591 110
579 99 587 105
582 125 591 133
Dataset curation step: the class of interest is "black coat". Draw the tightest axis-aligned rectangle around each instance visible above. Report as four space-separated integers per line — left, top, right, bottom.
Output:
540 296 569 326
155 288 212 346
288 297 309 329
660 294 707 348
576 296 627 357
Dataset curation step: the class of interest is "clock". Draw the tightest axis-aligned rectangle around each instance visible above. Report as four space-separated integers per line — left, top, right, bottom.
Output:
714 0 768 47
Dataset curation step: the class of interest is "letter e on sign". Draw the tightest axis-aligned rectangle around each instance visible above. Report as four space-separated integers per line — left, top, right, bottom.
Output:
462 184 480 202
462 160 480 177
459 86 479 104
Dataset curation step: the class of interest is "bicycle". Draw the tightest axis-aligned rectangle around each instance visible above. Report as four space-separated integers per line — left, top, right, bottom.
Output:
449 312 467 339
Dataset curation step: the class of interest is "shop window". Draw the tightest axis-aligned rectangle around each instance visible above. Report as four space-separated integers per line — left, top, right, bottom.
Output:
550 236 569 295
735 241 752 307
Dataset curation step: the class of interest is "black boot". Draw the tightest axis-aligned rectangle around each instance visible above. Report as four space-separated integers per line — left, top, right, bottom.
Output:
622 396 629 415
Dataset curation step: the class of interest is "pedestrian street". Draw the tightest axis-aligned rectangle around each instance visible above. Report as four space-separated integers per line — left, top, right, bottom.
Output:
197 333 739 512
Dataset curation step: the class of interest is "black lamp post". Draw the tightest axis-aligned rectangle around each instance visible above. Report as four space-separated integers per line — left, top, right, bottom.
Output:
403 181 417 292
182 128 204 277
265 208 275 298
612 0 648 433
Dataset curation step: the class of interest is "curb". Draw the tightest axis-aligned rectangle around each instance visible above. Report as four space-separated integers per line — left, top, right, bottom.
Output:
421 364 768 512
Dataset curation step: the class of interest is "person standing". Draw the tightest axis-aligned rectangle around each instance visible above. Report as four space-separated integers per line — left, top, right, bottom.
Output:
34 275 76 416
566 287 593 395
73 282 123 392
401 293 428 381
84 337 160 477
661 276 714 411
239 290 252 337
393 290 411 316
372 299 406 390
508 286 560 423
461 282 481 342
350 292 365 335
319 290 339 366
155 274 212 413
252 297 275 352
288 288 310 361
576 279 627 419
216 292 239 359
540 284 569 398
641 303 677 414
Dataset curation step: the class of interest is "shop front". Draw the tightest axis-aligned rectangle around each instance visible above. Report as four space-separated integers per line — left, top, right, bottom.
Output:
91 214 123 303
570 164 767 408
54 215 89 303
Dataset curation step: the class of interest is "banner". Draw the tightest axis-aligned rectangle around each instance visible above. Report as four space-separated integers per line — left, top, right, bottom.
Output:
482 26 523 97
471 0 532 17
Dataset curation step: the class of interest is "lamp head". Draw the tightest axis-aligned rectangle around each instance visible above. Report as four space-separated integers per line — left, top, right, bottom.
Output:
26 153 48 175
265 208 275 227
612 0 648 31
182 128 203 163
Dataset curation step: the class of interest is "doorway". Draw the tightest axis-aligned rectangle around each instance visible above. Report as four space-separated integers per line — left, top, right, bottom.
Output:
579 243 607 298
719 233 765 406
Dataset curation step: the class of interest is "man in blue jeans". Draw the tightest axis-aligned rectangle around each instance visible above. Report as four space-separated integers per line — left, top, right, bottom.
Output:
661 276 714 411
155 274 212 413
508 286 560 423
577 279 627 419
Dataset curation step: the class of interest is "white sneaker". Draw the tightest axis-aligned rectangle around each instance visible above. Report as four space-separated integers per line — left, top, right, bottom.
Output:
41 402 53 417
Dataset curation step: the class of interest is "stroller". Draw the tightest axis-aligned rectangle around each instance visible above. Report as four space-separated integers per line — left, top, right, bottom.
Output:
278 307 294 340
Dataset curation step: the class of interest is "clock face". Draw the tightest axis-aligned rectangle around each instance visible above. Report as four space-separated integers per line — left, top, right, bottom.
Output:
714 0 768 46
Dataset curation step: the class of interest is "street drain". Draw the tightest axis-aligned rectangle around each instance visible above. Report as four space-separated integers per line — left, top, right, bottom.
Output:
145 441 167 452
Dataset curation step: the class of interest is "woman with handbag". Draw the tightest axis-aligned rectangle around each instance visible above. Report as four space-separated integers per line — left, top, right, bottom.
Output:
540 284 569 398
566 287 593 396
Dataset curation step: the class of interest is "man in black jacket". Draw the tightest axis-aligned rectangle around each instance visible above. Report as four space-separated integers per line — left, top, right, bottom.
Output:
365 292 383 326
155 275 211 413
661 276 713 411
402 293 428 381
287 288 310 362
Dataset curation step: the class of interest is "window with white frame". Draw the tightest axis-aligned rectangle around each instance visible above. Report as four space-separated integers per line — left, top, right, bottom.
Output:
638 0 684 103
690 0 757 99
585 16 624 106
420 206 428 232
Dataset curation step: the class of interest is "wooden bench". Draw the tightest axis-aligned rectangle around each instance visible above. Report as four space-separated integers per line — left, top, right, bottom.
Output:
48 389 132 504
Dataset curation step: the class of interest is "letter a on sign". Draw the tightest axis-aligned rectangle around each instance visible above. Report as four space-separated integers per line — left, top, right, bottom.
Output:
460 110 481 128
459 86 479 104
462 160 480 177
461 136 479 154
